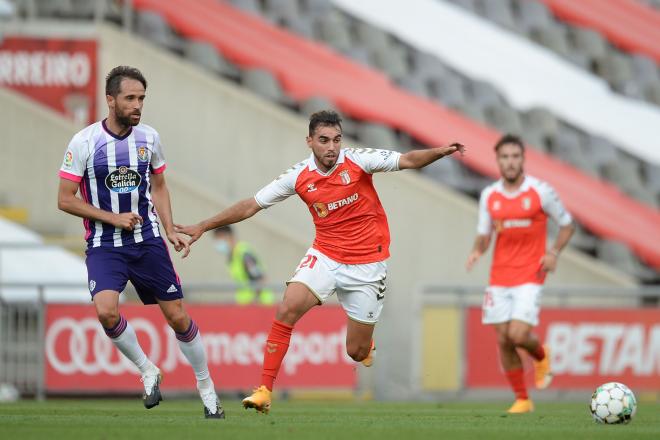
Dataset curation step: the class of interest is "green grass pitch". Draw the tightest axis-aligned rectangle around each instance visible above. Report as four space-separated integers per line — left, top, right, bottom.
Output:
1 399 659 439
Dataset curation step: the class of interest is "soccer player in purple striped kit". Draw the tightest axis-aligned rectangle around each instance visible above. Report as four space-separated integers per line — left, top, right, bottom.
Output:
57 66 224 419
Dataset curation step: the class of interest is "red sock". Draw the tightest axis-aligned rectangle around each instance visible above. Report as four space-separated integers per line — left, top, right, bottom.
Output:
505 368 528 400
530 344 545 361
260 320 293 391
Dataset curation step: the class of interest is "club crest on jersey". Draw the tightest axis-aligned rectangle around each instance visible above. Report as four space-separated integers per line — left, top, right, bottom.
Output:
105 166 142 193
64 151 73 168
307 183 317 192
522 197 531 210
312 202 329 218
339 170 351 185
137 146 148 162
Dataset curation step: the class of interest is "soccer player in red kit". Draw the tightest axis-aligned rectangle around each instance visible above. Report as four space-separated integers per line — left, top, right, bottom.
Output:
466 134 574 413
176 110 465 413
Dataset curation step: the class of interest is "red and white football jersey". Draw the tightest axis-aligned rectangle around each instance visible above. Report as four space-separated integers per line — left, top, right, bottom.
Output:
255 148 401 264
477 175 572 286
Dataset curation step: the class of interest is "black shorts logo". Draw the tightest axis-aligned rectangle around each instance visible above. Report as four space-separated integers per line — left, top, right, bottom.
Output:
105 166 141 193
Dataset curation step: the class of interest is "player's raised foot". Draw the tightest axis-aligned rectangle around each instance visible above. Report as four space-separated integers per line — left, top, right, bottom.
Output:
507 399 534 414
141 367 163 409
242 385 271 414
361 340 376 367
533 344 553 389
199 386 225 419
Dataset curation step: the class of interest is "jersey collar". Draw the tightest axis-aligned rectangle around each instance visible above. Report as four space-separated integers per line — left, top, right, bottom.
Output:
497 175 531 198
307 149 346 176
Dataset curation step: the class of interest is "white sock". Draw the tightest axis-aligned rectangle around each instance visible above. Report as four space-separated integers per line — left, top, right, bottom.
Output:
176 322 212 388
108 319 155 375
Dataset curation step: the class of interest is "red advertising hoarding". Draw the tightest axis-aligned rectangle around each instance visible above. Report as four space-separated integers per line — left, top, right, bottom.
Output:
45 304 356 392
0 36 97 124
466 307 660 389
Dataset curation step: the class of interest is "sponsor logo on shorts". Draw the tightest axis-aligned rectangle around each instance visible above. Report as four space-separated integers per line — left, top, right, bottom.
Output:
137 146 148 162
166 284 178 293
89 280 96 292
105 166 141 193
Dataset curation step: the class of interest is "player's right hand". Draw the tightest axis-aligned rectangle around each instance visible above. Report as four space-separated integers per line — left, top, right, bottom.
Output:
174 223 204 246
113 212 143 231
465 250 481 271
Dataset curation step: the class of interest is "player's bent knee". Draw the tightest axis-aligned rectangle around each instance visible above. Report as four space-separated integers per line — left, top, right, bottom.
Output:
275 302 302 325
508 332 529 347
96 309 120 329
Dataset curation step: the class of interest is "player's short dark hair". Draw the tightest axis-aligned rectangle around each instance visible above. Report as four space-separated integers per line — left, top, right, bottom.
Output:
213 225 234 235
309 110 342 136
105 66 147 97
494 134 525 154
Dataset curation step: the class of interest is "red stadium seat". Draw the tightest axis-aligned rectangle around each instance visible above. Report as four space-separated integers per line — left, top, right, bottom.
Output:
132 0 660 269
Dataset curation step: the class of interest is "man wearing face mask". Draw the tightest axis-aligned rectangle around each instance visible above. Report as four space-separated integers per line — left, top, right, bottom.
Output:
213 225 275 306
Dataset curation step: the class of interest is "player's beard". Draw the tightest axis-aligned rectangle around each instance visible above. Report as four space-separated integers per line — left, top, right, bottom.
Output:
116 108 140 128
503 167 523 184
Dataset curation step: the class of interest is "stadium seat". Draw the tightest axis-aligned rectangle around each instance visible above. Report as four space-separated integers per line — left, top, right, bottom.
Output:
355 22 392 53
280 14 315 39
300 96 336 116
596 240 651 280
513 0 554 32
184 40 241 80
582 135 619 168
371 45 409 82
397 76 433 99
314 11 353 52
263 0 300 22
594 53 634 89
522 108 559 139
410 51 452 84
550 127 599 177
431 74 468 109
630 54 660 86
568 27 609 60
529 26 571 57
227 0 261 15
302 0 333 18
241 68 291 106
478 0 517 30
135 10 182 52
484 105 523 135
466 80 504 108
355 122 398 147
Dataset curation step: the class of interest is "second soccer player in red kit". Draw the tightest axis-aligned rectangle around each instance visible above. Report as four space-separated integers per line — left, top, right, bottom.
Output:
466 134 574 414
176 110 465 414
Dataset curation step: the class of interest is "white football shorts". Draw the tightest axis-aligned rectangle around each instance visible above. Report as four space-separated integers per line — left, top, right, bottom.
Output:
287 248 387 324
481 283 543 326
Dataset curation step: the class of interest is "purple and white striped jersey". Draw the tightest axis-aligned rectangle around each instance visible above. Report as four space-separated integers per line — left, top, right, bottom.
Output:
59 119 166 248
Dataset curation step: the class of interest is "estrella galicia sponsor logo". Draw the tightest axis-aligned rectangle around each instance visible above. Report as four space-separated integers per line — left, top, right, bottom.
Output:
105 166 141 193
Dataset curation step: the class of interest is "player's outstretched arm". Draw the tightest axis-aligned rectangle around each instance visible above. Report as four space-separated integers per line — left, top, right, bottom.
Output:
58 178 143 231
150 173 190 258
466 234 491 271
398 143 465 170
174 197 263 251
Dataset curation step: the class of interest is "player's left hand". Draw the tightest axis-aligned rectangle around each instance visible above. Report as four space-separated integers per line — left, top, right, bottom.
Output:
448 143 466 157
539 253 558 273
166 231 191 258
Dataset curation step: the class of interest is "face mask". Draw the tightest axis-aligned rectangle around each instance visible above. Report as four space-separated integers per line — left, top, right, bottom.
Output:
214 240 231 256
